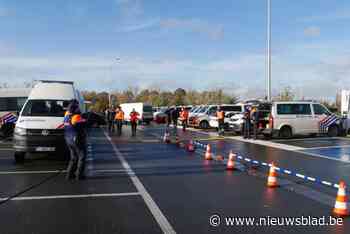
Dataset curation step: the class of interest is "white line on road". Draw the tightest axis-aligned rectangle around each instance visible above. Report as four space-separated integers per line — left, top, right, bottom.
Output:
0 169 127 175
303 145 350 150
0 192 140 201
103 130 176 234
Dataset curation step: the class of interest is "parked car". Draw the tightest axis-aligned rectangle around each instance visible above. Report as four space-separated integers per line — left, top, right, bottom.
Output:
262 101 343 138
153 107 168 124
0 88 31 138
209 104 244 129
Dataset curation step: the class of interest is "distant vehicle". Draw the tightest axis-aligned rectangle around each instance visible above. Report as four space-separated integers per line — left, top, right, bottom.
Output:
209 104 244 129
120 102 153 124
82 111 106 127
153 107 167 124
263 101 343 138
0 88 31 138
13 80 85 163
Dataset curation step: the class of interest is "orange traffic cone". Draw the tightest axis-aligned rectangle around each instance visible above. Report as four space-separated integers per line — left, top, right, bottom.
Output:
267 162 279 188
226 151 236 170
163 130 170 143
205 144 213 160
333 181 349 217
187 140 195 152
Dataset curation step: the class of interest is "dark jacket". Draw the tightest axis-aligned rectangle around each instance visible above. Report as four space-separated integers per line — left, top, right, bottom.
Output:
106 110 116 121
170 108 180 120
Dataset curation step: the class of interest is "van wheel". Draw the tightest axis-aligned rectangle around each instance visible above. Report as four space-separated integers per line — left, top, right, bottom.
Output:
199 121 209 129
279 126 292 139
14 152 25 163
328 125 339 137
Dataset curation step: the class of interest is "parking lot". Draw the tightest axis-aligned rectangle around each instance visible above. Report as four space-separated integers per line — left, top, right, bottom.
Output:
0 125 350 233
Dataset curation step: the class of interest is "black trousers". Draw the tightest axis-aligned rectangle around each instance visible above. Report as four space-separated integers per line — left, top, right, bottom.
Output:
66 140 86 179
108 120 114 132
182 119 188 131
253 121 258 139
243 119 251 139
131 121 137 136
116 120 123 136
218 119 225 135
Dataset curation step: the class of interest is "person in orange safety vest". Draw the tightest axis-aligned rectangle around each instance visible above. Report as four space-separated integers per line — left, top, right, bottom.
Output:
216 106 225 136
114 106 125 136
180 107 189 131
130 108 140 137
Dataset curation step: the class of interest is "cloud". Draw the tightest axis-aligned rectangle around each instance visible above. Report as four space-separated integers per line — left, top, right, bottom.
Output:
116 18 159 32
304 26 321 37
160 18 224 40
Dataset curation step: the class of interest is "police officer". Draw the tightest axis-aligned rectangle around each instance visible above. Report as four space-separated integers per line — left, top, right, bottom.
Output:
251 106 259 140
130 108 140 137
115 106 125 136
180 107 189 131
216 106 225 136
106 106 116 133
243 106 251 139
64 99 87 180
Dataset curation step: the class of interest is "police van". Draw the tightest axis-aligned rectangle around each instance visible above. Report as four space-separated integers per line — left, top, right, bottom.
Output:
262 101 345 138
13 80 85 163
0 88 31 138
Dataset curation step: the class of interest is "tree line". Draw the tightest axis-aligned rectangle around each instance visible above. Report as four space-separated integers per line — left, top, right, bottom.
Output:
82 88 239 112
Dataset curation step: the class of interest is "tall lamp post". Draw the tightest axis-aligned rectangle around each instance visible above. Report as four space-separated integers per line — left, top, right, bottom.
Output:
266 0 272 101
108 58 121 107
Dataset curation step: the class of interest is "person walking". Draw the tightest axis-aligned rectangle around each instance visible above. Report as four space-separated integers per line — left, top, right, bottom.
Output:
106 106 116 133
64 99 87 180
130 108 140 137
243 106 251 139
115 106 125 136
180 107 189 131
216 106 225 136
170 107 179 135
165 107 172 127
251 106 259 140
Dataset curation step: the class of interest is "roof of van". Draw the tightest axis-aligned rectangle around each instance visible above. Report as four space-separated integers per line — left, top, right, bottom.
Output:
0 88 31 98
29 82 76 100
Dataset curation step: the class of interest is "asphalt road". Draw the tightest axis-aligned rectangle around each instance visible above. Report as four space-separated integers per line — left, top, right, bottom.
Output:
0 125 349 233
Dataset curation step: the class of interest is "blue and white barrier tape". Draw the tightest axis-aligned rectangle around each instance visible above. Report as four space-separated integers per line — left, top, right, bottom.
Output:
192 140 340 189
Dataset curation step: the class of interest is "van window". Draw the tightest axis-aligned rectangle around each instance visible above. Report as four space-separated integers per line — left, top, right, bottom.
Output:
143 106 153 112
207 106 218 115
277 104 311 115
22 100 69 117
313 104 330 115
221 106 242 112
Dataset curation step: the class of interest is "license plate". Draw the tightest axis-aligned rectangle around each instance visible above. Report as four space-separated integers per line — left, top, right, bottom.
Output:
36 147 55 152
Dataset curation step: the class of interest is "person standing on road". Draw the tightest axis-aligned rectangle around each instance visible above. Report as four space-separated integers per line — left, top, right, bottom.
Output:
106 106 116 133
64 99 87 180
180 107 189 131
216 106 225 136
251 106 259 140
165 107 172 127
130 108 140 137
115 106 125 136
243 106 251 139
170 107 179 136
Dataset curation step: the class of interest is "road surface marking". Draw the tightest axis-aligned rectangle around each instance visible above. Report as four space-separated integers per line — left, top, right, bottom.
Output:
103 130 176 234
0 169 127 175
0 192 140 201
0 148 13 151
303 145 350 150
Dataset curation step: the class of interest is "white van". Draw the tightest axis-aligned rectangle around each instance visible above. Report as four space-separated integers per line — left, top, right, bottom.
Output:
263 101 341 138
13 80 85 163
120 102 153 124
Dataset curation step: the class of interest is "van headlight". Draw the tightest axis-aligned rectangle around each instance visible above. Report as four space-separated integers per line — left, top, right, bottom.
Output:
14 127 27 136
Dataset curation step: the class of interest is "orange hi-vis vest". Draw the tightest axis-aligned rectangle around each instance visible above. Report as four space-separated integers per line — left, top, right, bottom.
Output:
115 110 124 120
181 110 189 120
217 111 225 120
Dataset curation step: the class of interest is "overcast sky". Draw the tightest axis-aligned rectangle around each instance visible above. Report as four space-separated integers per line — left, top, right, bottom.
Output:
1 0 350 100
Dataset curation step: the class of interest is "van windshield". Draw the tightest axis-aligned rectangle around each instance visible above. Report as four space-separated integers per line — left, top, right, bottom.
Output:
21 100 70 117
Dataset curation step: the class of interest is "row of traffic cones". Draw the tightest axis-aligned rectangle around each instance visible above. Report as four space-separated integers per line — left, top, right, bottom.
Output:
164 131 349 217
203 143 349 217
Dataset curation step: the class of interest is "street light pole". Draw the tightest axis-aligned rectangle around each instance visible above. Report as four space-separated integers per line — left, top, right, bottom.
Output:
267 0 272 101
